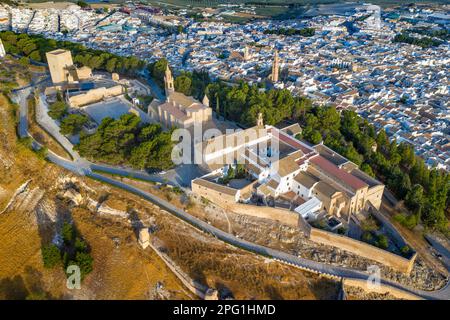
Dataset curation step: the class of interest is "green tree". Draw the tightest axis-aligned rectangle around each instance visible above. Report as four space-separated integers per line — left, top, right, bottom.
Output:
41 244 61 268
76 114 173 170
23 42 37 56
405 184 424 212
28 50 41 61
18 56 29 66
62 222 75 245
174 73 192 96
361 163 375 177
76 1 89 8
105 58 117 73
150 58 168 87
75 237 88 252
60 114 88 135
309 130 322 144
48 101 68 120
74 252 93 280
376 235 389 249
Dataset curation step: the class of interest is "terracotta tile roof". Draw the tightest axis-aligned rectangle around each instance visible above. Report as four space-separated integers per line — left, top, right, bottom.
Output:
160 102 189 121
193 178 238 196
271 129 313 154
310 155 368 191
294 170 320 189
314 181 340 198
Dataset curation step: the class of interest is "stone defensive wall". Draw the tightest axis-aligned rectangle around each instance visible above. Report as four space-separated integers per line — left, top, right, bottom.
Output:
342 278 423 300
192 178 300 227
192 179 416 274
309 227 417 274
148 239 208 299
228 203 300 227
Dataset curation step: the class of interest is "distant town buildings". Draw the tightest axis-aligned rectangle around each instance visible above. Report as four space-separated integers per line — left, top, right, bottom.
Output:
1 2 448 170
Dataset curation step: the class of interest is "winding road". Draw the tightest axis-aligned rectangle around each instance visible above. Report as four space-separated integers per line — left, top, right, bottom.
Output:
11 88 450 301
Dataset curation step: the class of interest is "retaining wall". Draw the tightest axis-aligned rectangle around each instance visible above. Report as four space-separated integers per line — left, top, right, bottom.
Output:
309 227 416 274
342 278 422 300
227 203 300 227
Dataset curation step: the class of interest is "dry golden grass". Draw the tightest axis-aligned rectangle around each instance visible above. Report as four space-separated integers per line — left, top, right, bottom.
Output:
0 94 190 300
69 207 190 299
157 224 338 300
98 176 339 300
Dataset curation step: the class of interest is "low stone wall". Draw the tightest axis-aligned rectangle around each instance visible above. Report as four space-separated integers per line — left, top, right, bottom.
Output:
298 214 312 237
227 203 300 227
342 278 422 300
192 179 238 208
192 179 300 227
309 228 416 274
238 180 258 198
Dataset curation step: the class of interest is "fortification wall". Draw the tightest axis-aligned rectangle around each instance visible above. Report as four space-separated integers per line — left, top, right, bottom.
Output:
342 278 422 300
309 227 416 274
227 203 300 227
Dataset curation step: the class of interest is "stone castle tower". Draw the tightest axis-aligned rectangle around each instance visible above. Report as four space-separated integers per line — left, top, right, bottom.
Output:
271 50 279 83
164 64 174 95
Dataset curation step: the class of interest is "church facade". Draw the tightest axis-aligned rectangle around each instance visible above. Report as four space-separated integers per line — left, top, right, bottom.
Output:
148 65 212 129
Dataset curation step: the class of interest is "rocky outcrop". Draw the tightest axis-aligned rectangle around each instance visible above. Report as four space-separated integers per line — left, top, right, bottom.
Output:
0 180 32 214
97 203 128 218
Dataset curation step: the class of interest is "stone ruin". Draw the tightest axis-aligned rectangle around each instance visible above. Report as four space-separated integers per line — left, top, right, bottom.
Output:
138 227 150 249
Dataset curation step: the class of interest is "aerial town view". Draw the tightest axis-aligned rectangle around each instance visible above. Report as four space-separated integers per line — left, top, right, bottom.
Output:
0 0 448 309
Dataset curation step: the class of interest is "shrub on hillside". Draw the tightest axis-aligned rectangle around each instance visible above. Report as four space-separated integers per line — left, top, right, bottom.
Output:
41 244 61 268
